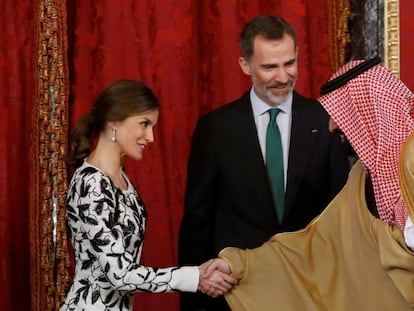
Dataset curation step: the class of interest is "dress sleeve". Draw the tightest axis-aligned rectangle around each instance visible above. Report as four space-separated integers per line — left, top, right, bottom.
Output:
218 247 247 281
66 169 199 293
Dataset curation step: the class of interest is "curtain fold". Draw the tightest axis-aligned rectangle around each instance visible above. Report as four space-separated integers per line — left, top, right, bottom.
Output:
0 1 34 311
0 1 350 310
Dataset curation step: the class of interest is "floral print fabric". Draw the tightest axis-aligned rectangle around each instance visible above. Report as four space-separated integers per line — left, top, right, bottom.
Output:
60 161 198 310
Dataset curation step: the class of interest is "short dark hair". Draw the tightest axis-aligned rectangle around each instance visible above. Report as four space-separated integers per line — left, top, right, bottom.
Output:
240 15 297 60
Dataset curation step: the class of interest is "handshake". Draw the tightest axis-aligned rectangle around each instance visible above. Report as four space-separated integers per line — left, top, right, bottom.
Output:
198 258 238 297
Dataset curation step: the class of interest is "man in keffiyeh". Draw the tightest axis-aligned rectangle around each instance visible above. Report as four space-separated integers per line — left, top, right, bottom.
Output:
319 56 414 235
208 58 414 310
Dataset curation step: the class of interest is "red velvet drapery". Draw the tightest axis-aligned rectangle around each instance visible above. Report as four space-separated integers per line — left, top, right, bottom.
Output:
401 0 414 90
0 2 34 311
1 1 337 310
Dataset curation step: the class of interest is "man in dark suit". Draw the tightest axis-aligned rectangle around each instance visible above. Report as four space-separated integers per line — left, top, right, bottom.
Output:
178 15 350 311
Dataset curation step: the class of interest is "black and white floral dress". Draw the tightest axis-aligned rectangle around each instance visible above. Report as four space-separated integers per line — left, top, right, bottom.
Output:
60 161 198 311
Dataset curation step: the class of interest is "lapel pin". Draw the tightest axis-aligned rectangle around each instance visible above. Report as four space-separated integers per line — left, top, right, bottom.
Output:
312 129 318 134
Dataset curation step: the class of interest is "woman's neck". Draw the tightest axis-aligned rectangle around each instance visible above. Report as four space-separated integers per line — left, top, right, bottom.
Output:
87 138 127 190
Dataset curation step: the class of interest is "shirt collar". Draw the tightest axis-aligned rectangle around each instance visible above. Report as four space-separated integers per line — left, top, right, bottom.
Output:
250 87 293 118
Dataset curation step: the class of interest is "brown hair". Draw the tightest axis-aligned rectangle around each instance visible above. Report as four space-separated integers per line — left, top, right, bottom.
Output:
240 15 297 61
67 79 160 167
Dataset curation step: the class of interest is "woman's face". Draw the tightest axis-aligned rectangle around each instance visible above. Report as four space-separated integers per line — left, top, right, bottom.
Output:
112 109 159 161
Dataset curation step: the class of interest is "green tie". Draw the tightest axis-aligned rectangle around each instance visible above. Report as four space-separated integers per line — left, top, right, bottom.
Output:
266 108 285 221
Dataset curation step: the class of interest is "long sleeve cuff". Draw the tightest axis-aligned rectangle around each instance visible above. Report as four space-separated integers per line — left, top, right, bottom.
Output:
171 266 199 292
219 247 246 280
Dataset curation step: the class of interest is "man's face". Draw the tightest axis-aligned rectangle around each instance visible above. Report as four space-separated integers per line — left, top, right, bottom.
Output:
329 118 342 137
329 117 357 157
239 34 298 107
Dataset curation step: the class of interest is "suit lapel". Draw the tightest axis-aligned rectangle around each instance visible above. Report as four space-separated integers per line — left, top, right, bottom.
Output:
284 94 320 217
229 94 274 211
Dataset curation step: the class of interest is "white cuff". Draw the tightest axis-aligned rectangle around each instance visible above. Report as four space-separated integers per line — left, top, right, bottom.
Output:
170 266 199 292
404 216 414 251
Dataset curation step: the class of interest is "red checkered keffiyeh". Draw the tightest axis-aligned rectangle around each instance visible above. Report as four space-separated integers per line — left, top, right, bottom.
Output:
319 60 414 230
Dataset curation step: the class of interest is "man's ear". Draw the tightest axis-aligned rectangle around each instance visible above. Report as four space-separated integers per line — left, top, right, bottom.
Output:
239 57 251 75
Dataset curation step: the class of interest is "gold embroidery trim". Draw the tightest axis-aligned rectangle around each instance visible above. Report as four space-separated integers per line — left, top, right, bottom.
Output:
31 1 71 310
327 0 351 72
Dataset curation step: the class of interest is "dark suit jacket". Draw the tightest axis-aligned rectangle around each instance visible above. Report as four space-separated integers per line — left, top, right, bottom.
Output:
178 90 350 310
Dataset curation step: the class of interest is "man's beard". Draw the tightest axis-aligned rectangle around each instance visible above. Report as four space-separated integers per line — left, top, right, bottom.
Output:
252 74 295 106
333 129 357 158
264 88 291 105
257 83 293 106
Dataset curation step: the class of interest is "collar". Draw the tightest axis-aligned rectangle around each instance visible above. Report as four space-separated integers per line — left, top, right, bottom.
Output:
250 87 292 118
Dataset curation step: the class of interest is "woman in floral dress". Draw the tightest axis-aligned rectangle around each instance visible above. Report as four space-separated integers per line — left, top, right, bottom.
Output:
60 80 236 311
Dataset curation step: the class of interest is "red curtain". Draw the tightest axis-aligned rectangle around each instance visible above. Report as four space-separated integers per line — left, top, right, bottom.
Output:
0 1 34 311
400 0 414 90
0 1 334 310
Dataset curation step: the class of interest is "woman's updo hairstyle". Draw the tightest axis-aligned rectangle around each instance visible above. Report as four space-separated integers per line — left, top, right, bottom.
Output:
67 80 160 167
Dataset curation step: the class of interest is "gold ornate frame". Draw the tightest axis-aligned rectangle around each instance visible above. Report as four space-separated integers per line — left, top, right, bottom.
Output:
384 0 400 77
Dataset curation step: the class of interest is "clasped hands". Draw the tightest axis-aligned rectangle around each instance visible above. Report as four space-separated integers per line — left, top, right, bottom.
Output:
198 258 238 297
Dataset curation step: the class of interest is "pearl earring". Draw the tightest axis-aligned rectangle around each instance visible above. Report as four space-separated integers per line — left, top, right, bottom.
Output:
111 128 116 142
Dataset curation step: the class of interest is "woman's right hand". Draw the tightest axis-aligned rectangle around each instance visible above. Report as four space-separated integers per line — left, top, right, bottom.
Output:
198 258 238 297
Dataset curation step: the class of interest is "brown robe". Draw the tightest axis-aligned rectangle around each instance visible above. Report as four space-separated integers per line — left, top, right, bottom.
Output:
219 136 414 310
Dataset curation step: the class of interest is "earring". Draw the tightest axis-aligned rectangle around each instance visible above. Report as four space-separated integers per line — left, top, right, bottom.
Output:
111 128 116 142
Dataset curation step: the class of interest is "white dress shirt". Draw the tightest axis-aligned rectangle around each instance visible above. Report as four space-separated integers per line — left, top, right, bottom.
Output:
404 216 414 251
250 88 292 189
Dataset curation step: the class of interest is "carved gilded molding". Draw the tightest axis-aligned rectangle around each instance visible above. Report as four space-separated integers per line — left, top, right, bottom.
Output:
384 0 400 77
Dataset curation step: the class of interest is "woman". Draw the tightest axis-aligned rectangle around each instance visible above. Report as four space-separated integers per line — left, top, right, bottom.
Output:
60 80 235 310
